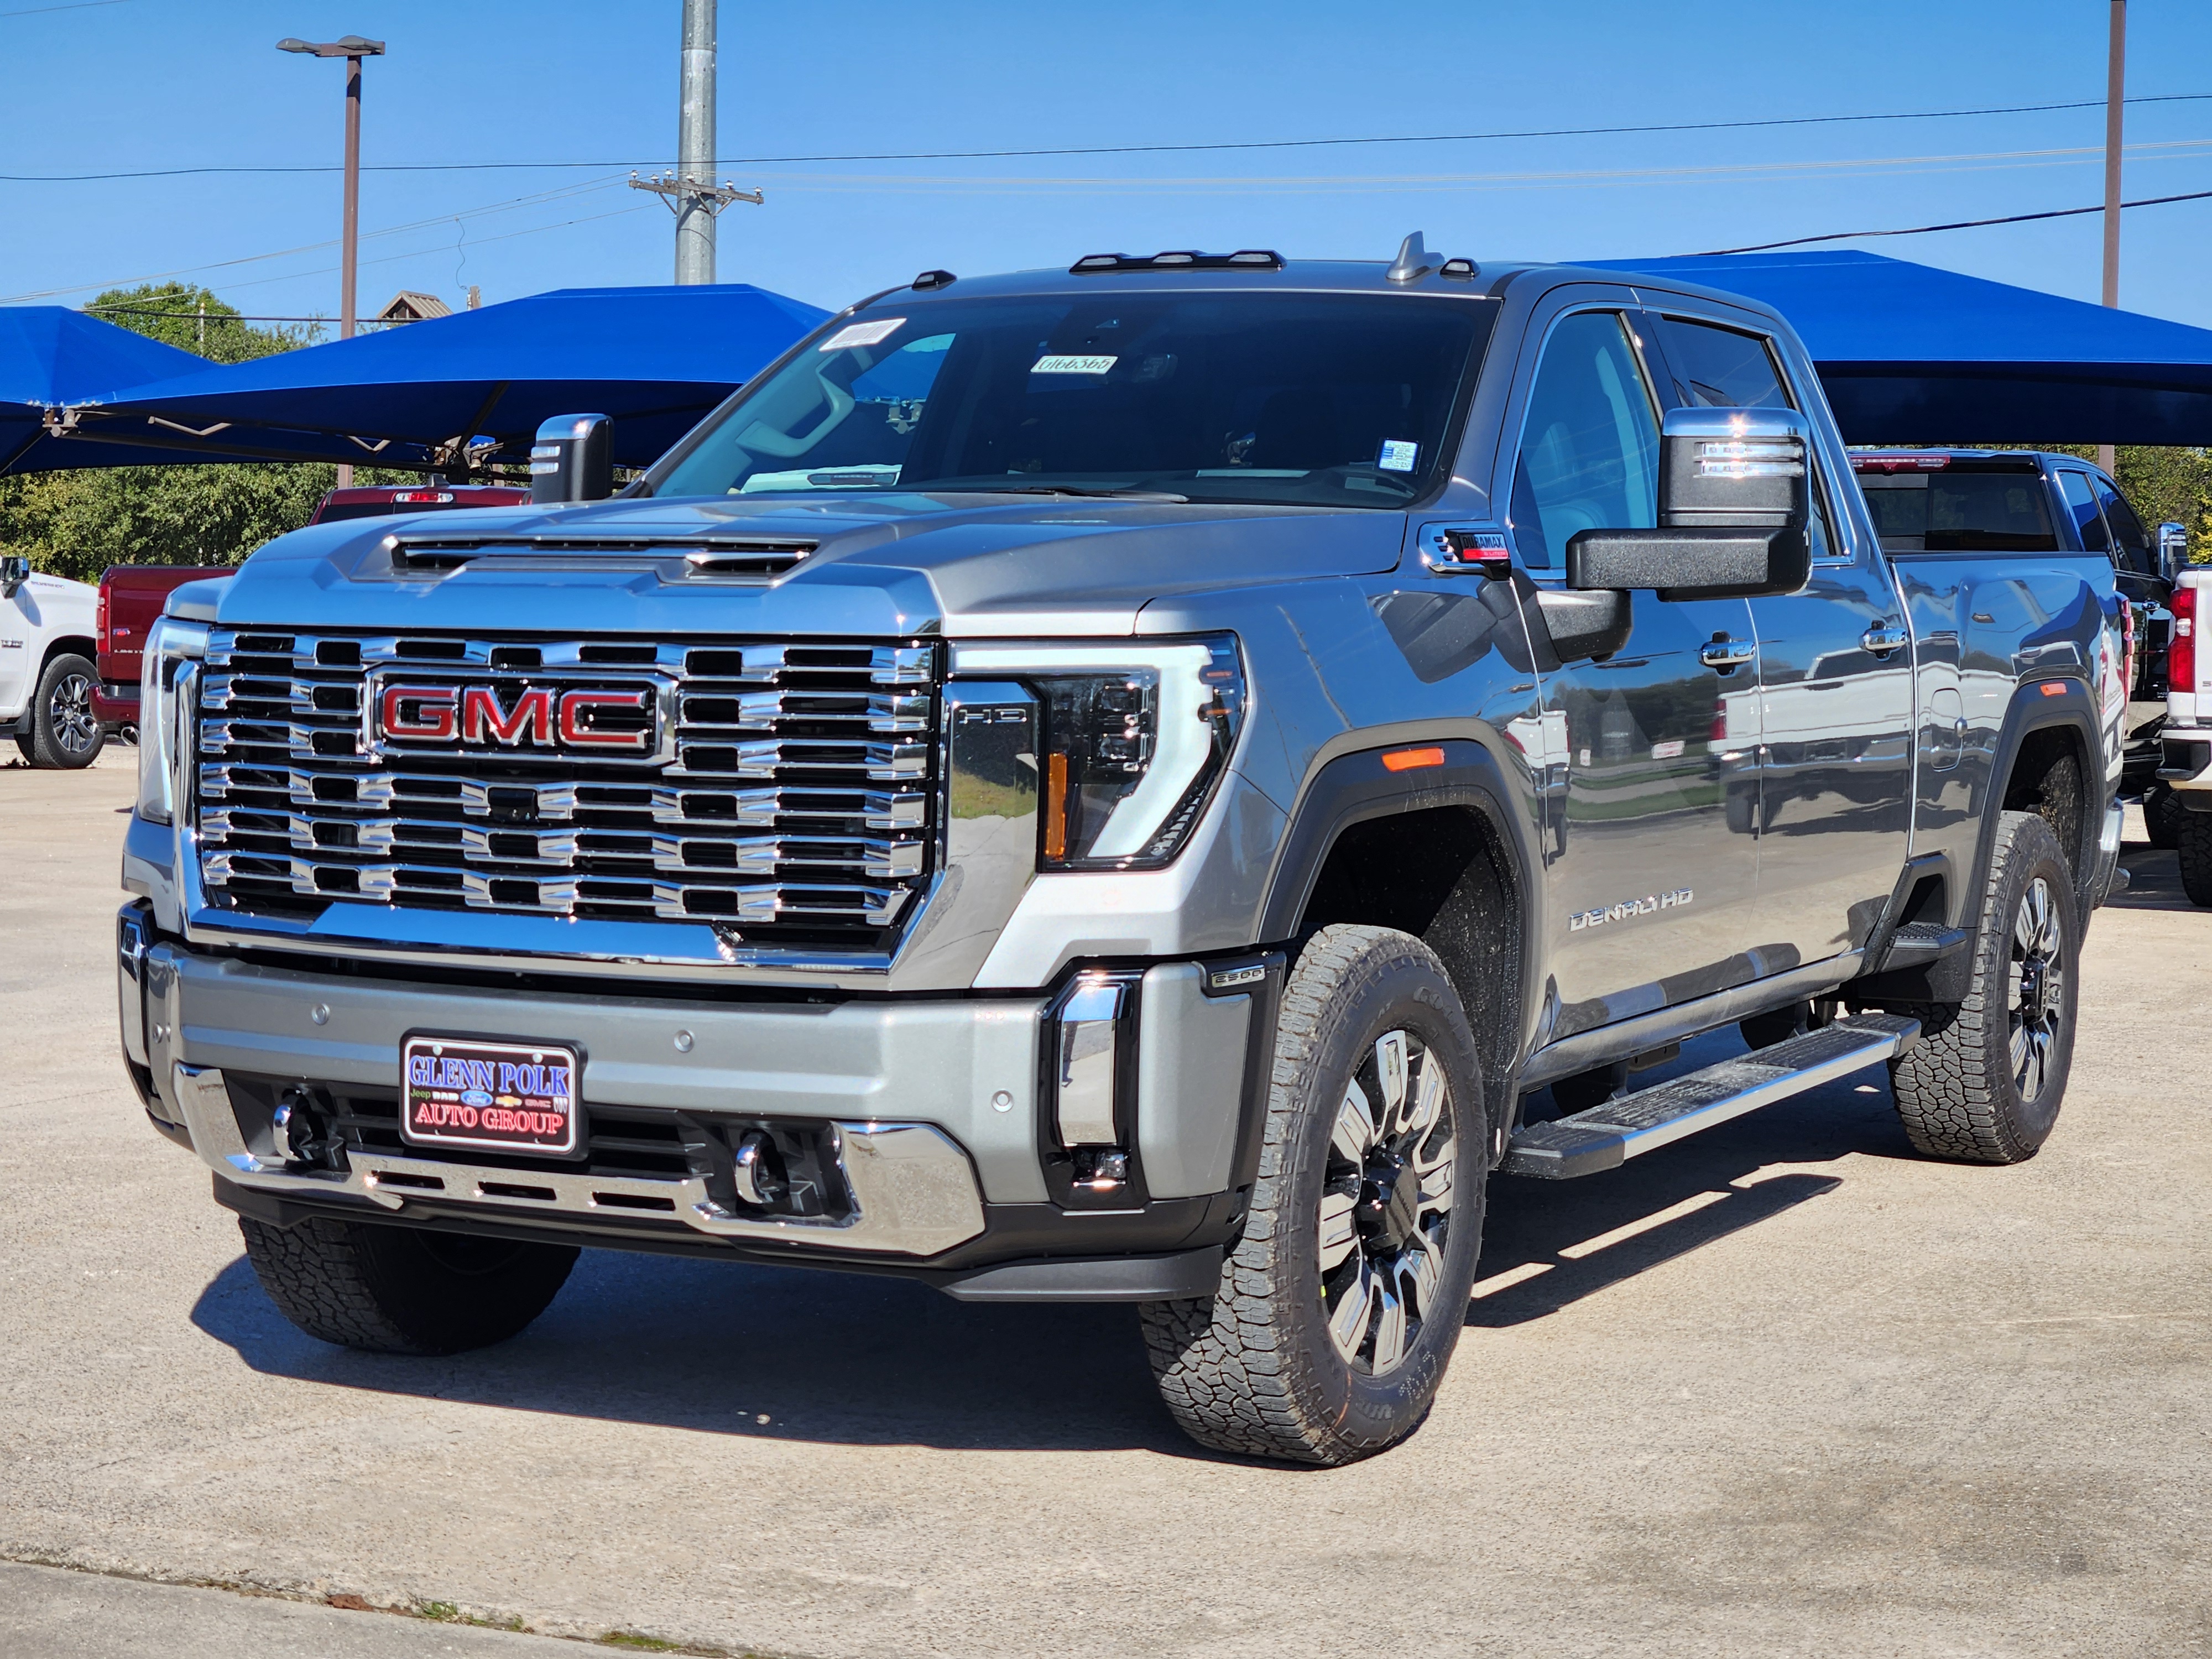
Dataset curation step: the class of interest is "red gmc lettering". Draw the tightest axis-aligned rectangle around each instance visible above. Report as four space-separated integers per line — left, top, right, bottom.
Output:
558 688 652 752
378 684 457 741
461 685 554 747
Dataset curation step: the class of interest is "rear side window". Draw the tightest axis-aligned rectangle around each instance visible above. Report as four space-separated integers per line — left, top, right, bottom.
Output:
2094 477 2154 575
1861 472 2060 552
1508 311 1660 571
1655 316 1792 409
2055 470 2113 554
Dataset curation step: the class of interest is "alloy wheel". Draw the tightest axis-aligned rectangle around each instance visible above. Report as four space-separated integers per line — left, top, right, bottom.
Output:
2008 874 2065 1104
50 670 98 757
1317 1027 1456 1375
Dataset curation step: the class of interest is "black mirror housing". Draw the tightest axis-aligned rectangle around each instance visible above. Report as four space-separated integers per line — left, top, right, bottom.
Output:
1533 587 1633 663
529 413 614 505
1565 407 1814 601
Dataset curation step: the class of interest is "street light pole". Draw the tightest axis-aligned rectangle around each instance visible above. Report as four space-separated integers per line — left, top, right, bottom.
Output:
2100 0 2126 476
278 34 386 485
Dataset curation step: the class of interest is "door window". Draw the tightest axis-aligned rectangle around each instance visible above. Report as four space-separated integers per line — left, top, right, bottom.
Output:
2056 470 2114 556
1508 311 1660 571
2093 477 2154 576
1655 316 1791 409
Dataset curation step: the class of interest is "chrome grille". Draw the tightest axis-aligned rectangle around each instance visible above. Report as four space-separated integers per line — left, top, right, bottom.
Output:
192 629 941 946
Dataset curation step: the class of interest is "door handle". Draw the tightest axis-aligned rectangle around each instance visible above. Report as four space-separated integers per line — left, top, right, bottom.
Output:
1699 638 1757 670
1861 623 1910 656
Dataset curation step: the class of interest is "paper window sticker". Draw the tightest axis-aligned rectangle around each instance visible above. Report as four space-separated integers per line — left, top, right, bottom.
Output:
1031 354 1119 375
1378 439 1419 472
818 317 907 352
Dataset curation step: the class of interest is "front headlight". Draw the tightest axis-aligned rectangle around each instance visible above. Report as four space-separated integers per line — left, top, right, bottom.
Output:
137 615 207 825
952 634 1244 870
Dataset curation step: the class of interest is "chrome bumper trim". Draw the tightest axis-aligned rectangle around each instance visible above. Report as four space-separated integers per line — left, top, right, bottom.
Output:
170 1063 987 1258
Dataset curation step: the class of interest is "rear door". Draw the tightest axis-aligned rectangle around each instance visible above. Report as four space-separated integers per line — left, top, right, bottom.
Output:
1502 298 1765 1036
1643 310 1913 967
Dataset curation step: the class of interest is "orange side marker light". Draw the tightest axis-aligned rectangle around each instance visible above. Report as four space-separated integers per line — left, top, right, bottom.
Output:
1381 746 1447 772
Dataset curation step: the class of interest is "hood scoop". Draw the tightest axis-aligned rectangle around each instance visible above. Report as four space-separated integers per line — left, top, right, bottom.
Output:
378 531 816 582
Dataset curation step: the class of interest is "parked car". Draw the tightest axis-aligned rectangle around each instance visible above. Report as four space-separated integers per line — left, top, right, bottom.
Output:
92 481 534 731
1 555 103 768
119 242 2128 1465
1853 448 2187 837
306 479 530 525
2156 566 2212 900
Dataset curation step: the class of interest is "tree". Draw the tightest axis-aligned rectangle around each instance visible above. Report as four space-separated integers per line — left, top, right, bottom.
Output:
0 284 349 580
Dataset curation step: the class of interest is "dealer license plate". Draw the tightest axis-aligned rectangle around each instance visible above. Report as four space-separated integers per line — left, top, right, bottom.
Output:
400 1034 581 1156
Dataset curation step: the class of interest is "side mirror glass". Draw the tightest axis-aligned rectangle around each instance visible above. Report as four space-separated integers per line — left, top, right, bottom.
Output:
2158 521 2188 587
0 555 28 597
529 413 614 505
1564 407 1813 602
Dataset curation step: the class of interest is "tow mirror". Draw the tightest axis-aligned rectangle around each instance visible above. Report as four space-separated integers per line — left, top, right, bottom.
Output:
1564 408 1813 602
2158 521 2189 587
0 555 28 597
529 413 614 505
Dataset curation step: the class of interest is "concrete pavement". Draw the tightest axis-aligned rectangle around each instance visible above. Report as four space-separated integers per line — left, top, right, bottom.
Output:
2 753 2205 1656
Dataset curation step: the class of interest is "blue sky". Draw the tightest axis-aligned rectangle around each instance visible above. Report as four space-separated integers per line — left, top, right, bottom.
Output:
3 0 2209 329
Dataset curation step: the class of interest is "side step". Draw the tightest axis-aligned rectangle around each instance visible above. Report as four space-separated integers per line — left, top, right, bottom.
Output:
1502 1011 1921 1180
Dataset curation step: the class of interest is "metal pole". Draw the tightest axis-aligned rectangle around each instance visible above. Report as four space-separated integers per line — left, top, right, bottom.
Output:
337 51 364 486
675 0 716 284
2100 0 2125 475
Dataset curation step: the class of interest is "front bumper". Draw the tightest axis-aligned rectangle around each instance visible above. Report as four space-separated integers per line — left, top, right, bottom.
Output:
119 905 1269 1298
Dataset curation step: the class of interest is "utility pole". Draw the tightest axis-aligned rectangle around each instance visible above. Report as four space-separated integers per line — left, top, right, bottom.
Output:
279 33 386 483
628 0 761 283
2100 0 2126 476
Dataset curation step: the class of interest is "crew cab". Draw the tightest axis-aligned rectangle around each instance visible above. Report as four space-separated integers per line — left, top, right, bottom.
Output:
2 555 103 768
118 241 2128 1465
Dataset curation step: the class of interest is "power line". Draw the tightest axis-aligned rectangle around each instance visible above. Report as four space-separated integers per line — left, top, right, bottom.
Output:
0 0 133 15
4 91 2210 181
1697 186 2212 254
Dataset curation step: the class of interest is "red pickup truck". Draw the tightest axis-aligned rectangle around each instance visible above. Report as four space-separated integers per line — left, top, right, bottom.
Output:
91 481 530 727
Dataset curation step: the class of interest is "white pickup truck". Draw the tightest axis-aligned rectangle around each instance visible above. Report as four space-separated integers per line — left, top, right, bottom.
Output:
2161 566 2212 899
1 555 105 768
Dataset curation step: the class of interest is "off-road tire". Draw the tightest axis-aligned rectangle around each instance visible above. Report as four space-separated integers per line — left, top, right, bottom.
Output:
1139 924 1486 1466
24 652 102 769
2143 782 2183 852
2174 806 2212 906
1885 811 2077 1163
237 1215 578 1354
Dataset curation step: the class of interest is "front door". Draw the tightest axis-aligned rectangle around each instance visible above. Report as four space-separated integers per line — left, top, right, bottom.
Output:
1643 311 1913 965
0 579 33 714
1508 307 1764 1037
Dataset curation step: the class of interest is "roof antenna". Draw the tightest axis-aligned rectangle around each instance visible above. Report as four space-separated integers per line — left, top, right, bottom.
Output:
1387 231 1436 283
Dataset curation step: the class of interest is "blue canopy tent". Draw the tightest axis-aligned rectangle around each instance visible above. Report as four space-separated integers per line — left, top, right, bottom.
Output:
0 306 247 474
48 283 831 474
1592 250 2212 447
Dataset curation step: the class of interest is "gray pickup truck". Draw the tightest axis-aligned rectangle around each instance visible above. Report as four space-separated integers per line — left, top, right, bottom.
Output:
118 238 2128 1465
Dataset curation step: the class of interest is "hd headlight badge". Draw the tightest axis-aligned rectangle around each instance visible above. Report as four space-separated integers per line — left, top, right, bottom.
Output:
953 634 1244 871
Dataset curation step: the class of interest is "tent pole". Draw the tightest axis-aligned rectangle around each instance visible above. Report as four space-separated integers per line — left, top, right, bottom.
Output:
2099 0 2125 476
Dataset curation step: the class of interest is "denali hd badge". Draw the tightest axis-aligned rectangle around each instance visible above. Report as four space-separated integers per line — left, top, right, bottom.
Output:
1569 888 1694 932
366 670 669 763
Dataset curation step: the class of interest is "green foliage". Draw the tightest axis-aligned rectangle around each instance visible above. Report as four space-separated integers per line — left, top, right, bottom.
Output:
0 284 354 578
1975 442 2212 557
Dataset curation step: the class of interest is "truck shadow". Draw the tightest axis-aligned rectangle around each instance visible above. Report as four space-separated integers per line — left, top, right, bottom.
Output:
2105 843 2196 914
185 1026 1902 1455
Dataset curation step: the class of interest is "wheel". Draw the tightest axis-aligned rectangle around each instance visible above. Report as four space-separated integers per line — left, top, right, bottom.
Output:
237 1215 578 1354
2143 782 2183 851
2177 807 2212 907
1140 924 1485 1466
1885 812 2078 1164
23 652 103 769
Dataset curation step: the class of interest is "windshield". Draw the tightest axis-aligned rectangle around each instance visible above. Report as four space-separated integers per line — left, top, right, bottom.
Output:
1859 470 2059 552
650 291 1496 509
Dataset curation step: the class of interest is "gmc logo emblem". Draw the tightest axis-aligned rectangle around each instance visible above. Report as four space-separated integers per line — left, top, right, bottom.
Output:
370 677 663 759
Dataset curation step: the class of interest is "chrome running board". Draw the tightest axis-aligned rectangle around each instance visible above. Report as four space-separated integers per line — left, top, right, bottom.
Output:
1503 1012 1921 1181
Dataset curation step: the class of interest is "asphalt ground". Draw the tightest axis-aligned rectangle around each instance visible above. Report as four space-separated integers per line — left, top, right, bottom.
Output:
2 749 2206 1657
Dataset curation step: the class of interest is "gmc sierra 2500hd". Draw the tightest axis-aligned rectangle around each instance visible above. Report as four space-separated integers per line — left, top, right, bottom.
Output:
118 238 2128 1465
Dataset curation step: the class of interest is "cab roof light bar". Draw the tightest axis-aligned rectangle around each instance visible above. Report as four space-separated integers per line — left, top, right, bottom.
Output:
1071 249 1284 273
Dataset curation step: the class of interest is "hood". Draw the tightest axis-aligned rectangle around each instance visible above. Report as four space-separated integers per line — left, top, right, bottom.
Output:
211 491 1407 638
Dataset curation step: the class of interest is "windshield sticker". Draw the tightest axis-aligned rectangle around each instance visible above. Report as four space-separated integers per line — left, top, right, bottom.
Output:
818 317 906 352
1378 439 1419 473
1032 354 1118 375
